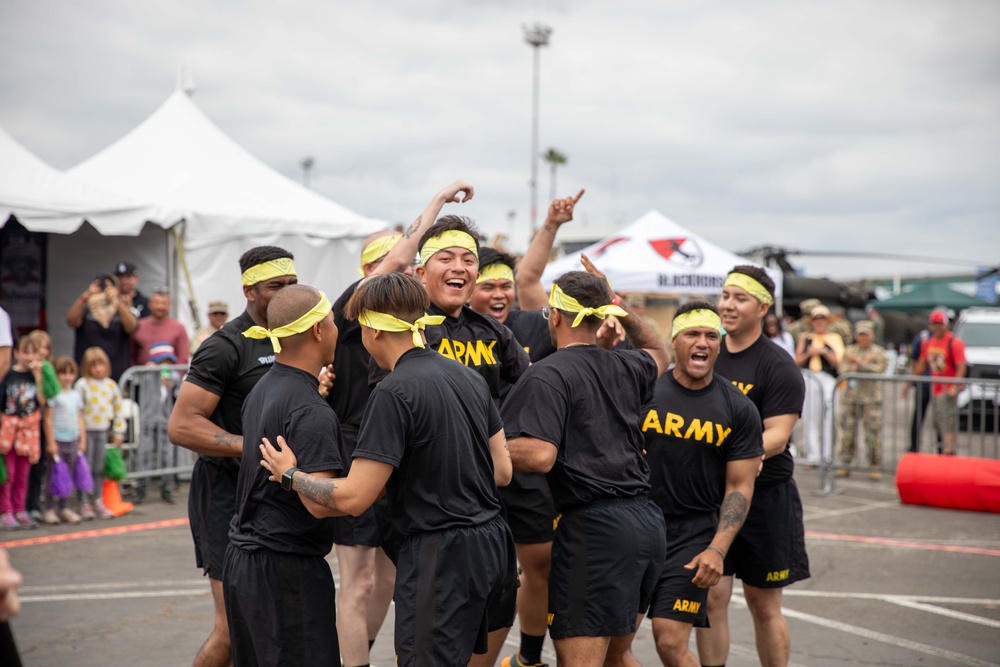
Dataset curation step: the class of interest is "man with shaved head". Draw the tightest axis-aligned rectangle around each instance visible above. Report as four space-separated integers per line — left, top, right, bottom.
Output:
223 284 343 666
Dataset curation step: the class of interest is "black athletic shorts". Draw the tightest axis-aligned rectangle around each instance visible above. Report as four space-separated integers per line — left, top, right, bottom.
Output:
394 515 518 667
548 496 666 640
648 512 717 626
222 544 338 667
499 472 556 544
188 457 239 579
333 505 381 547
724 478 810 588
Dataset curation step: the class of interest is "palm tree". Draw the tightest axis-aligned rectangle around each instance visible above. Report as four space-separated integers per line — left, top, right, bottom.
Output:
543 148 567 202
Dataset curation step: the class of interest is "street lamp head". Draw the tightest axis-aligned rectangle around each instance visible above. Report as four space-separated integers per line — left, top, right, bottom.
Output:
300 157 315 170
522 22 552 47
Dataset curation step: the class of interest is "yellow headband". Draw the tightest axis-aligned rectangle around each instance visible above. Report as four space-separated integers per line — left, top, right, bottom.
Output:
549 284 628 328
358 234 402 277
671 309 724 340
241 258 298 286
242 292 332 353
357 310 446 348
476 263 515 285
419 230 479 266
723 272 773 305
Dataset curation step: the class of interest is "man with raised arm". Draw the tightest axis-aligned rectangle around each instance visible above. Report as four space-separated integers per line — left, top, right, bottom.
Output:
327 181 473 667
168 246 298 667
641 302 763 667
696 266 807 667
258 273 517 667
501 263 670 667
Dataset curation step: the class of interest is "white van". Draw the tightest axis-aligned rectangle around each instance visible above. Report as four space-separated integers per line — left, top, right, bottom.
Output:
952 308 1000 429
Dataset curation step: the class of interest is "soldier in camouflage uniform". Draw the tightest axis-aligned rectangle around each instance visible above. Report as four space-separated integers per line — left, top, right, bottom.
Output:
786 298 821 344
830 306 853 346
837 320 887 480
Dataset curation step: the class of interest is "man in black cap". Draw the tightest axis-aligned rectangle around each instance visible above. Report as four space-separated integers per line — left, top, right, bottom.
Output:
115 261 149 319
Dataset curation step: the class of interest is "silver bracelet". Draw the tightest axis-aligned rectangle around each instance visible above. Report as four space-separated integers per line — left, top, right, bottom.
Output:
707 545 726 560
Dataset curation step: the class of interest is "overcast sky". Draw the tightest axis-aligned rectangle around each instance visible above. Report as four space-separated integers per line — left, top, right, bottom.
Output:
2 0 997 280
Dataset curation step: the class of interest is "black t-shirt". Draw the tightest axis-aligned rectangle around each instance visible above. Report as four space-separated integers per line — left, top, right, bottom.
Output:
327 279 370 432
0 369 40 417
643 372 763 517
715 334 805 486
501 346 658 512
73 311 132 381
129 290 150 320
184 310 276 472
369 304 530 407
353 347 503 535
505 309 556 362
230 363 343 557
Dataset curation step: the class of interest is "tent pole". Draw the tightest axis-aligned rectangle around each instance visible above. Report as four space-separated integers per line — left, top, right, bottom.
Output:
171 221 201 329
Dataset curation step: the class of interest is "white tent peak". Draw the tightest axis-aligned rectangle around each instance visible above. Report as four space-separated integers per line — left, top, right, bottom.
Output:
176 64 196 97
69 88 386 245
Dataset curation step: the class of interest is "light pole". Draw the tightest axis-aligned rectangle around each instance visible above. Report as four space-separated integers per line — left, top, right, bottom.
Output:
300 156 314 188
523 22 552 237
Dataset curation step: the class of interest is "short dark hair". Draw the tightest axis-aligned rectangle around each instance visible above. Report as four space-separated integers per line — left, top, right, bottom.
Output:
478 247 517 273
239 246 294 274
418 216 482 256
345 273 430 325
728 264 775 299
552 271 610 330
675 300 718 318
54 355 78 375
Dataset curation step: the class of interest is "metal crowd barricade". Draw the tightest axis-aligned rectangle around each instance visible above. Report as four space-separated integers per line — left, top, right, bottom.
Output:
118 364 195 501
801 371 1000 494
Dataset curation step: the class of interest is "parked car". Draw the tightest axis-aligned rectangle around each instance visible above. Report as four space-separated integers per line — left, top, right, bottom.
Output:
952 308 1000 430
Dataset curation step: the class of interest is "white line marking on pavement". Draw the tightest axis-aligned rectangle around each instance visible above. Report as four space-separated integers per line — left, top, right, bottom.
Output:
886 599 1000 629
22 589 209 603
21 579 208 593
804 499 901 520
781 589 1000 606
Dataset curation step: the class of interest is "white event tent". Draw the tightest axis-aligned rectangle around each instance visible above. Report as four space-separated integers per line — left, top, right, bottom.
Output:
1 126 182 354
69 85 386 333
541 210 782 301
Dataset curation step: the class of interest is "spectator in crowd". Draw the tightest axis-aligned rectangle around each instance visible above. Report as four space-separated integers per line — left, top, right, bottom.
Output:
905 310 947 453
190 301 229 355
829 307 853 345
114 262 149 319
66 275 137 381
795 305 845 465
763 312 795 357
131 289 190 367
0 305 11 382
837 320 888 480
624 295 665 342
908 310 966 456
0 335 46 530
786 298 820 344
134 342 182 504
865 303 886 347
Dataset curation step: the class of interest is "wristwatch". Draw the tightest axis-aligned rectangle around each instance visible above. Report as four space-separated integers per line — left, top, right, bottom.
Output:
280 467 300 492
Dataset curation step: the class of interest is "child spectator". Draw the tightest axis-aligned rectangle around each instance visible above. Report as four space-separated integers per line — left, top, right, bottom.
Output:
134 342 181 503
0 336 46 529
75 347 127 520
25 330 59 522
41 356 86 524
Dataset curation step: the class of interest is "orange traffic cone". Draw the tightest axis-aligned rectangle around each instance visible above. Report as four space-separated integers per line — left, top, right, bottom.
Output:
102 479 134 517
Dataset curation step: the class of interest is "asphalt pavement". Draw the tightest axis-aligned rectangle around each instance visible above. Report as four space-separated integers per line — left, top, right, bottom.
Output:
3 465 999 666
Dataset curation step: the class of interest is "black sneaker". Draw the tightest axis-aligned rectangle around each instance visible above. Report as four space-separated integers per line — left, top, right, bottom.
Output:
161 488 175 504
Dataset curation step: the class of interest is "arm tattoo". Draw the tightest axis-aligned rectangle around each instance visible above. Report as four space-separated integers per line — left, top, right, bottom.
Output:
544 223 558 234
213 432 242 450
402 216 421 239
293 474 339 510
619 310 663 351
720 491 749 531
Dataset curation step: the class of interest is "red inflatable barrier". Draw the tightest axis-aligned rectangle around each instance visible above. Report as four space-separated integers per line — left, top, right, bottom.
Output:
896 453 1000 513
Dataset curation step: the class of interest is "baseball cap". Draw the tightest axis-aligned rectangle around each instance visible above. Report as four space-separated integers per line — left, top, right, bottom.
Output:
208 300 229 314
149 341 178 364
115 261 139 276
800 298 821 313
929 311 948 324
854 320 874 335
810 305 831 318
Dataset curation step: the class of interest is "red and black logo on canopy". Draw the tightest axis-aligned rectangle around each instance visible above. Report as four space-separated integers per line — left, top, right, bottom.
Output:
649 237 704 268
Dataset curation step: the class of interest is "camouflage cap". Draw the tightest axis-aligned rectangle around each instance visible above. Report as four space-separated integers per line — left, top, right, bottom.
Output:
800 298 821 313
854 320 874 335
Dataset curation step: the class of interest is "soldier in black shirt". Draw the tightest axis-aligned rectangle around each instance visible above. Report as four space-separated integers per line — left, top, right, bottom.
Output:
696 266 807 667
642 302 763 667
258 273 516 667
168 246 297 667
502 268 670 667
223 284 343 666
327 180 475 667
